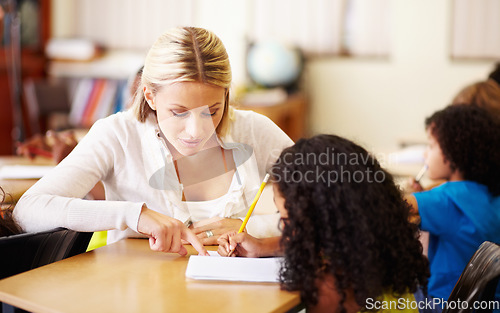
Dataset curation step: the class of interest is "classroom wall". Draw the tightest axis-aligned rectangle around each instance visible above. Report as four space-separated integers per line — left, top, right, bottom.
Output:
51 0 495 151
305 0 494 151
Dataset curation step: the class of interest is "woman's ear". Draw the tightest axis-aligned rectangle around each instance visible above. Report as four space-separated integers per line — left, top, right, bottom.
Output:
143 86 156 110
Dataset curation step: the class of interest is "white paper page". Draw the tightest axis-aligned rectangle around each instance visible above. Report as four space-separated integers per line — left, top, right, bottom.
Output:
185 255 283 283
0 165 55 179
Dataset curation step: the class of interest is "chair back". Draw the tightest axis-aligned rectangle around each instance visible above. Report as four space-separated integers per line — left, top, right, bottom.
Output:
0 228 92 280
23 78 71 134
443 241 500 313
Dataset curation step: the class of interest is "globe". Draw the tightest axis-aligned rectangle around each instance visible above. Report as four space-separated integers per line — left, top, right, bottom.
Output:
247 41 303 88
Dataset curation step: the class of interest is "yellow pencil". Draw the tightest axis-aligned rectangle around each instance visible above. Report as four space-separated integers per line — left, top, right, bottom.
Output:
228 173 270 257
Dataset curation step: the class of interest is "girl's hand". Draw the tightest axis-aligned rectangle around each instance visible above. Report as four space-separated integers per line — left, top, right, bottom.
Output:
217 231 262 258
137 205 208 256
191 217 243 245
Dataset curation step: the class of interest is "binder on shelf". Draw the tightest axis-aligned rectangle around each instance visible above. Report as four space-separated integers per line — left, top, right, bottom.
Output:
69 78 129 128
69 78 94 127
82 79 107 128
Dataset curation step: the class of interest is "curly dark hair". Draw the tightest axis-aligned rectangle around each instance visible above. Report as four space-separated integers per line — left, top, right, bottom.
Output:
426 104 500 196
0 187 22 237
270 134 429 312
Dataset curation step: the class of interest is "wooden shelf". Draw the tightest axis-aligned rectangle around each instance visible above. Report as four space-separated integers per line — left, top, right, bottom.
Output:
48 51 145 79
236 93 308 141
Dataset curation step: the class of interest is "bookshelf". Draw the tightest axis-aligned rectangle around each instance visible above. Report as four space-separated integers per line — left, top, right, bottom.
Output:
46 51 144 129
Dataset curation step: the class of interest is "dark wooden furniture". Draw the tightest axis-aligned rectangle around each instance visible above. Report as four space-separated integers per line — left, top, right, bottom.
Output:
0 0 51 155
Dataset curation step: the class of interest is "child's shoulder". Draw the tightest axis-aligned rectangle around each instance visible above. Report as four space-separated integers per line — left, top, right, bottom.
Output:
414 181 491 211
421 180 488 194
419 180 496 212
440 180 489 194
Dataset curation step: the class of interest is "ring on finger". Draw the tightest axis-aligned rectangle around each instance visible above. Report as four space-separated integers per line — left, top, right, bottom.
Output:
205 230 214 238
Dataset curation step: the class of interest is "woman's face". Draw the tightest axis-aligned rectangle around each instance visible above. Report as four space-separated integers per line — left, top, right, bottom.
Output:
145 82 226 156
424 128 453 180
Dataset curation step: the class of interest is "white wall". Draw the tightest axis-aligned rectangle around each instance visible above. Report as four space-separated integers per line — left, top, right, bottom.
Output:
306 0 494 151
51 0 495 151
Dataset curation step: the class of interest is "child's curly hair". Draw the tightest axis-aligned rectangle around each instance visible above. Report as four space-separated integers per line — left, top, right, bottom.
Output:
426 104 500 196
271 134 429 312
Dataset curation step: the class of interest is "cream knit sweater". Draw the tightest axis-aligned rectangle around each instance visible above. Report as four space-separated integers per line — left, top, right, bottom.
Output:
14 109 293 243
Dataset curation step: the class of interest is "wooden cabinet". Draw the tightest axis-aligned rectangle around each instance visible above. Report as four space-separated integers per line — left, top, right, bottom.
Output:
236 93 308 141
0 0 51 155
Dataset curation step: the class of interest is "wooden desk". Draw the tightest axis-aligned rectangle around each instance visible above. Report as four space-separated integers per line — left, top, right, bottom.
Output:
0 239 301 313
0 156 54 203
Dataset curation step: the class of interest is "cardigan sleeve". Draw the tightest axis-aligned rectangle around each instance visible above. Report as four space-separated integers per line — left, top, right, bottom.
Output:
14 117 143 234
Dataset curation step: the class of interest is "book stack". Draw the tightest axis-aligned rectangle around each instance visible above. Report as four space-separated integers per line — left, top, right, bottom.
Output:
69 78 129 128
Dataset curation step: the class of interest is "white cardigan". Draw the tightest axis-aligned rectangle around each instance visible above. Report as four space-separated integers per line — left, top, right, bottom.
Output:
14 109 293 243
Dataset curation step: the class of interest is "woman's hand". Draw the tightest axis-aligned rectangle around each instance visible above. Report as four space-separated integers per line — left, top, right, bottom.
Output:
191 217 243 245
217 231 262 257
137 205 208 256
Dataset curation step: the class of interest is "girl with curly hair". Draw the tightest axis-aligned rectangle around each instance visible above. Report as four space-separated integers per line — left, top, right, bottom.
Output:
406 104 500 305
218 134 429 313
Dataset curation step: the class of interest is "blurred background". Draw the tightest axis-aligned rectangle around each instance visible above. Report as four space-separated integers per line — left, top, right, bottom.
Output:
1 0 498 156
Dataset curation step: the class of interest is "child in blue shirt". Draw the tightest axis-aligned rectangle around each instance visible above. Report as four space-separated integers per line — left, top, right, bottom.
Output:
406 104 500 305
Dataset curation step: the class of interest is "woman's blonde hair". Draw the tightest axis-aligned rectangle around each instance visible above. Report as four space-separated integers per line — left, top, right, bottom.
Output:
131 26 233 136
451 79 500 118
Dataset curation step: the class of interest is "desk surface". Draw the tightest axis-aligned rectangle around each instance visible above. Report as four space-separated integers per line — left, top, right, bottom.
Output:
0 239 301 313
0 156 54 203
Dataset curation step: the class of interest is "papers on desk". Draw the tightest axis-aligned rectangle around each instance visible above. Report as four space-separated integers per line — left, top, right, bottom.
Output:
185 254 283 283
0 165 55 179
387 145 426 164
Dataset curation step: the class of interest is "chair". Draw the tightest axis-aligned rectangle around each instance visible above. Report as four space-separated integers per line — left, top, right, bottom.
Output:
443 241 500 313
23 78 72 135
0 228 92 313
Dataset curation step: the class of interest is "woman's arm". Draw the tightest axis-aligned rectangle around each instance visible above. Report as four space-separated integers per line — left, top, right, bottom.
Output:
14 118 139 233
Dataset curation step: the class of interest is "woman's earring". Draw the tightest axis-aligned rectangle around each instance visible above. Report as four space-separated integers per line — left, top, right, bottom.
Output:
148 100 156 110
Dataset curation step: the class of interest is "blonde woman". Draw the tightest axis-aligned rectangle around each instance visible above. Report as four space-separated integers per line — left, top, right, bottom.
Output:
14 27 293 255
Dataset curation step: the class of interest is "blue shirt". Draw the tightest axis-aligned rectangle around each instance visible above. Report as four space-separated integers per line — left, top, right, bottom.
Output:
414 181 500 300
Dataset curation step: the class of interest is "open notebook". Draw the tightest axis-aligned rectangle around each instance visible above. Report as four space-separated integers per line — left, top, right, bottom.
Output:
185 252 283 283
